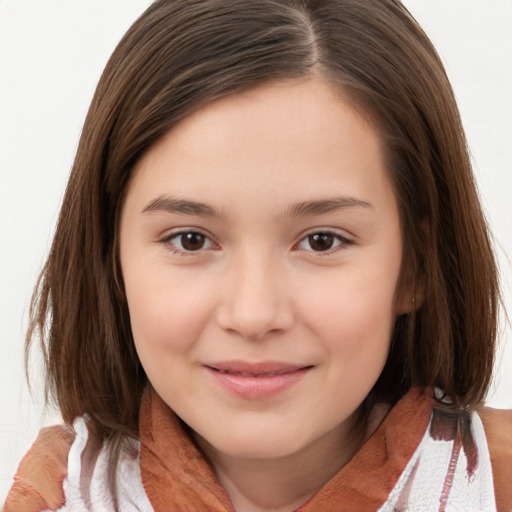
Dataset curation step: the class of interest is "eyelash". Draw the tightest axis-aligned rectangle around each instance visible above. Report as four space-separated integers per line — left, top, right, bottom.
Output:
160 229 217 255
159 229 353 256
294 230 354 255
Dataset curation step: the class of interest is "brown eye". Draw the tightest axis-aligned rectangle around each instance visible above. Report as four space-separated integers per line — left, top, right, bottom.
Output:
180 232 206 251
296 231 351 253
166 231 215 253
308 233 335 251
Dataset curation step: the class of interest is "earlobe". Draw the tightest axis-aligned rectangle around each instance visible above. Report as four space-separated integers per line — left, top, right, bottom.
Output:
396 290 422 315
396 265 424 316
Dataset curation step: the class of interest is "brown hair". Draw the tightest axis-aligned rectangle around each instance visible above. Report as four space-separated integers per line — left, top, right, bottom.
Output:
27 0 499 447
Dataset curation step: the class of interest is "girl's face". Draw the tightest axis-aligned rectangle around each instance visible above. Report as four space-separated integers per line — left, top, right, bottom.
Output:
119 78 410 460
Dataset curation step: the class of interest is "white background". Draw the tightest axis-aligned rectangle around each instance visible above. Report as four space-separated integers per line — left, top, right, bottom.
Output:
1 0 511 505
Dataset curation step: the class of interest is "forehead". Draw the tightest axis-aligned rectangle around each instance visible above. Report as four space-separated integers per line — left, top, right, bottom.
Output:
126 77 396 216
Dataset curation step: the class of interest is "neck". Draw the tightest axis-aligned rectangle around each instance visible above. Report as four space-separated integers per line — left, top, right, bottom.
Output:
194 407 387 512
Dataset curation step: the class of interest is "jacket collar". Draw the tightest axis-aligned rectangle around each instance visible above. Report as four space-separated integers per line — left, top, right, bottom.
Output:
139 387 432 511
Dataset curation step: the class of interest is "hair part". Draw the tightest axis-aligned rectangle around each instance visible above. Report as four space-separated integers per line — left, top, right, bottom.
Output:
27 0 499 464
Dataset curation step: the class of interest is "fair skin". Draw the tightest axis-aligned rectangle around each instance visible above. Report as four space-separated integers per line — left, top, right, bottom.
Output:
119 77 411 512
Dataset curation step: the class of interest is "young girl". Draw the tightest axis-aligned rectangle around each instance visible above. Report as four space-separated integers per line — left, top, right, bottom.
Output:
5 1 511 511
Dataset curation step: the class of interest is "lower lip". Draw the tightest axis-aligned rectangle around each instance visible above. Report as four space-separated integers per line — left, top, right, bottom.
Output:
206 367 311 399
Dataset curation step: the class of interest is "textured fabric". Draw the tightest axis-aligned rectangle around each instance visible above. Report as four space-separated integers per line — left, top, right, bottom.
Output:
5 388 508 512
57 418 153 511
4 425 74 512
378 408 496 511
139 389 232 511
479 408 512 512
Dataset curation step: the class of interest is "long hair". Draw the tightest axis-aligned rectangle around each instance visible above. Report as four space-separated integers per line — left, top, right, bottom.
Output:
27 0 498 449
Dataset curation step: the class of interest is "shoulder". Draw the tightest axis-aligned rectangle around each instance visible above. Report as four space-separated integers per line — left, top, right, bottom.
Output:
478 407 512 512
4 424 75 512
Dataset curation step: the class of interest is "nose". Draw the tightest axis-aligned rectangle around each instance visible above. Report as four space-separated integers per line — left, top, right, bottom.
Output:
215 250 294 340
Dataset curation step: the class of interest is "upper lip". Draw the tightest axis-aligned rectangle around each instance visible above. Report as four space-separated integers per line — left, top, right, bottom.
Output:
205 361 312 377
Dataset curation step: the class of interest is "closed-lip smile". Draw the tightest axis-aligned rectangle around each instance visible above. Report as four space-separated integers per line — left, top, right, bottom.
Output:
205 361 313 399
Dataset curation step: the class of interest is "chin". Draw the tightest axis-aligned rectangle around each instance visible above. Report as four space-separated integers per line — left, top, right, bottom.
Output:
195 422 320 461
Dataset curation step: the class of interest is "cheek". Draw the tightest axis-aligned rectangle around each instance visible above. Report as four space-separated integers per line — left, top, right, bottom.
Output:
124 268 215 355
316 292 395 367
312 279 398 399
300 256 401 359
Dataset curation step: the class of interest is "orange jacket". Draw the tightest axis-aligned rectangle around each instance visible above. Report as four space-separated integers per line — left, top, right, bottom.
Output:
6 388 511 511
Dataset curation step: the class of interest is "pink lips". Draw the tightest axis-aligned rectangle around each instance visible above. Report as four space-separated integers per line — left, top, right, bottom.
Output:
205 361 312 399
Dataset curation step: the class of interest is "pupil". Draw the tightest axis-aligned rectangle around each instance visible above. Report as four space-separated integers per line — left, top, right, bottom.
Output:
182 232 205 251
309 233 334 251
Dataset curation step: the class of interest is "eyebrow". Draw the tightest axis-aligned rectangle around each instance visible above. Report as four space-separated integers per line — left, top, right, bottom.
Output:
142 196 217 216
141 195 372 218
287 197 372 217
